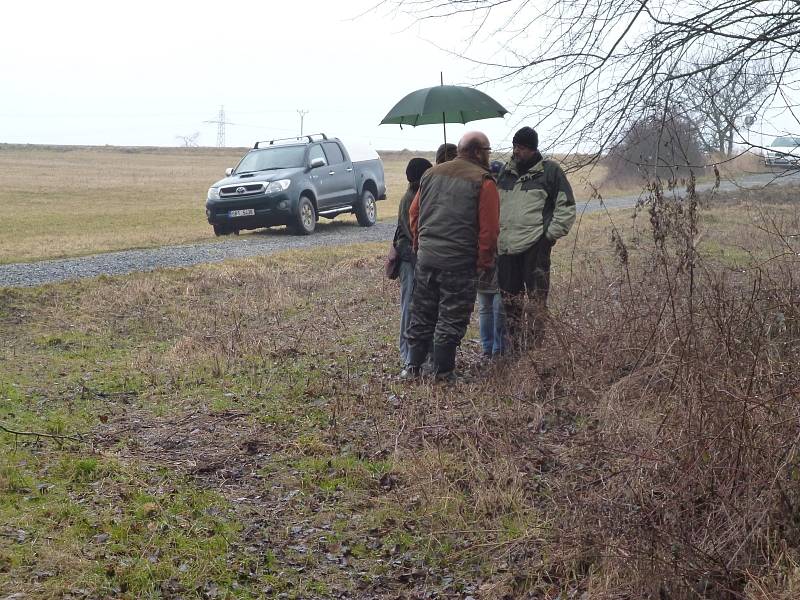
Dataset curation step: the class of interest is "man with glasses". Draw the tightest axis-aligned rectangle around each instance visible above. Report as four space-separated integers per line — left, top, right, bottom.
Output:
404 131 500 380
497 126 576 351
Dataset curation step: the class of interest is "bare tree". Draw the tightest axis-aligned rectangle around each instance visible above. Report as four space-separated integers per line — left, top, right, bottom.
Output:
680 56 772 155
380 0 800 164
176 132 200 148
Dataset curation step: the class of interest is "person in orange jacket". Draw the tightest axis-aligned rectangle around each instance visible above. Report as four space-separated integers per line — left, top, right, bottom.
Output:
403 132 500 380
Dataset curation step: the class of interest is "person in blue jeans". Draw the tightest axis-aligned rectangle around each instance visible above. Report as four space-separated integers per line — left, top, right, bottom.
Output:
477 267 506 357
477 159 507 358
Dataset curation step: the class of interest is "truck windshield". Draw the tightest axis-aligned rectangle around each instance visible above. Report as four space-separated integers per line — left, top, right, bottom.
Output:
236 146 306 173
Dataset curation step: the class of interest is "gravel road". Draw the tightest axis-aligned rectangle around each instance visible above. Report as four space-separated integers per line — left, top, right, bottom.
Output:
2 170 798 289
0 222 399 289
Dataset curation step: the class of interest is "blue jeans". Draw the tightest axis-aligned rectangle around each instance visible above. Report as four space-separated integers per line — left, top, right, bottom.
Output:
398 259 415 364
477 291 506 356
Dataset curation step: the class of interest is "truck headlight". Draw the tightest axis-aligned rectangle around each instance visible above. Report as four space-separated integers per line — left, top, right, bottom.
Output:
266 179 291 194
208 187 220 200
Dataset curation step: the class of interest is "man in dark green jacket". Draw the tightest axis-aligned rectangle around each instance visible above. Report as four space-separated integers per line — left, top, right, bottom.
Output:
497 127 576 350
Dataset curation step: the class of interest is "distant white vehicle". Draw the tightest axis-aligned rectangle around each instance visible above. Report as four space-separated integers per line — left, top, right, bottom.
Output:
764 135 800 167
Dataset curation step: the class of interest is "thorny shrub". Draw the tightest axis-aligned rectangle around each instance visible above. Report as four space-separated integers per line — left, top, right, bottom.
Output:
535 177 800 597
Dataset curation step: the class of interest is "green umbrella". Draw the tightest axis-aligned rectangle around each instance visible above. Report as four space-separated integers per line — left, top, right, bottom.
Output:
380 83 508 146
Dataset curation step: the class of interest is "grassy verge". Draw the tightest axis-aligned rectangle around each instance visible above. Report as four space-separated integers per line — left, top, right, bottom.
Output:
1 184 799 597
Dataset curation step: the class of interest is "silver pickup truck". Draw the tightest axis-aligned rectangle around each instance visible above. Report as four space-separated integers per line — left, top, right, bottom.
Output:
206 133 387 235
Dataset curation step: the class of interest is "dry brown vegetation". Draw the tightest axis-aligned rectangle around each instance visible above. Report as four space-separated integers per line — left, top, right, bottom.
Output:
1 180 799 597
532 182 800 597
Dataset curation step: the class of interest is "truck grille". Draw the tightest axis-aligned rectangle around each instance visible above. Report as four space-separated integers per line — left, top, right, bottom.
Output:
220 183 265 197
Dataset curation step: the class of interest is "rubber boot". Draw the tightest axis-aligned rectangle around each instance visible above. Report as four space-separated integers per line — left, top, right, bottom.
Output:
406 343 430 371
432 343 457 378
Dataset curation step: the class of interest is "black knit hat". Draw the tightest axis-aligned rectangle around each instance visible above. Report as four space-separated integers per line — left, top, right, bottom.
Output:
512 126 538 150
406 157 432 183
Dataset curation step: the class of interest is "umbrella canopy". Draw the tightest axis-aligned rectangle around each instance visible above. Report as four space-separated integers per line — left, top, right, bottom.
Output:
380 85 508 127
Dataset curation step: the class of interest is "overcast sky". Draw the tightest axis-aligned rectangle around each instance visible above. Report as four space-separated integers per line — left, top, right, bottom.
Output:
1 1 795 152
0 0 526 152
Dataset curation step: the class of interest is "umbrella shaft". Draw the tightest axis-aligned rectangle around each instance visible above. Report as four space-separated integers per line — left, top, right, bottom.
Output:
441 72 447 146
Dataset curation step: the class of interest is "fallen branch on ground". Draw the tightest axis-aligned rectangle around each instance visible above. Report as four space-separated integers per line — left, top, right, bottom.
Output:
0 423 85 445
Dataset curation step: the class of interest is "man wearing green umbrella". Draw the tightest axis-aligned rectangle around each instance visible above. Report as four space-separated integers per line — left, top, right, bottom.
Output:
403 131 500 380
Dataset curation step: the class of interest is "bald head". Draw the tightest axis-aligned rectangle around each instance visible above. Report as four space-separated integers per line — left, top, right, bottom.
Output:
457 131 491 167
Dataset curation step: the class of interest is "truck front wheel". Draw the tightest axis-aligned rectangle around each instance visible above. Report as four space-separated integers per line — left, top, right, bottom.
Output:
355 189 377 227
290 196 316 235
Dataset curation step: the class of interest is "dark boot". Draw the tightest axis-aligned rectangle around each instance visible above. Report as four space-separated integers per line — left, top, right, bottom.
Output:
432 343 457 376
406 343 429 369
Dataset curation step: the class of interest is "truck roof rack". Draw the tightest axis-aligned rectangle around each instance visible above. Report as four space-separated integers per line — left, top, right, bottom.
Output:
253 133 328 149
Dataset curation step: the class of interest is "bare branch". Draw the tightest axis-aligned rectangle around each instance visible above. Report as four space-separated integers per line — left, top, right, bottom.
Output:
382 0 800 159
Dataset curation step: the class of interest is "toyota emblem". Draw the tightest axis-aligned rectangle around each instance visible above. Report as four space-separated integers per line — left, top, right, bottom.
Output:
236 186 246 194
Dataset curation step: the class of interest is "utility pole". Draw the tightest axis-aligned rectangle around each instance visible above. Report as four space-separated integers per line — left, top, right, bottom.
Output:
297 109 309 137
204 106 233 147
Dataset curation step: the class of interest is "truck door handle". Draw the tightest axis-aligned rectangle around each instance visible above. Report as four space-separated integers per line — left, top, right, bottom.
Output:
328 171 335 175
346 167 353 172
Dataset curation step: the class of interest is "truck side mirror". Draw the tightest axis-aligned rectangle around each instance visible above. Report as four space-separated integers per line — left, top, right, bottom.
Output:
310 157 326 169
225 167 234 177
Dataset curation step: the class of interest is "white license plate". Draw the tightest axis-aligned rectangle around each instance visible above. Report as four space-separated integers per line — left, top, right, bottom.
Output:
229 209 255 217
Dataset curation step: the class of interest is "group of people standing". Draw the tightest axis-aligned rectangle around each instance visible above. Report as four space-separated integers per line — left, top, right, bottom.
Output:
392 127 577 381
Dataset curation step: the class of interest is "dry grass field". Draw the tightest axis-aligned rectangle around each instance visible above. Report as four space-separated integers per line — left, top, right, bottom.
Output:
0 144 668 265
1 182 798 598
0 145 247 264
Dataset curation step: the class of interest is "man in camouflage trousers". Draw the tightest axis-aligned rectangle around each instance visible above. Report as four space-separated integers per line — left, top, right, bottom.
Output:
404 131 500 379
497 126 576 351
